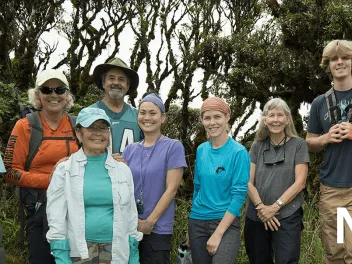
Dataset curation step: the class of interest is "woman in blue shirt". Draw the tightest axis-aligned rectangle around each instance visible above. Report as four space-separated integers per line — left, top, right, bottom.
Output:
188 97 250 263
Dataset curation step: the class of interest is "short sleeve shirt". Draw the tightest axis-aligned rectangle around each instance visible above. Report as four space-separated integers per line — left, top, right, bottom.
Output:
246 137 310 221
123 137 187 234
307 89 352 187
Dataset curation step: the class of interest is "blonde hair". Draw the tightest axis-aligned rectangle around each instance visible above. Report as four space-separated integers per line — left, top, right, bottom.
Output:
27 87 74 111
320 40 352 73
254 98 298 141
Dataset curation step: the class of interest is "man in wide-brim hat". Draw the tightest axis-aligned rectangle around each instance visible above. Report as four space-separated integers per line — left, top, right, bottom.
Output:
93 57 139 95
91 57 143 154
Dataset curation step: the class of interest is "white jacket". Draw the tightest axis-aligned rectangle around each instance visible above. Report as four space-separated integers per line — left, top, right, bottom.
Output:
46 148 143 263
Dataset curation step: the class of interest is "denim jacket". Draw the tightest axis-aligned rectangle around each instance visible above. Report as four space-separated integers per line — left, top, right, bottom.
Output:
46 148 142 263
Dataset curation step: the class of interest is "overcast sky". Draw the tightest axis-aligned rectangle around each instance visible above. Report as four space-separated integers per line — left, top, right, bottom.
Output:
39 1 310 137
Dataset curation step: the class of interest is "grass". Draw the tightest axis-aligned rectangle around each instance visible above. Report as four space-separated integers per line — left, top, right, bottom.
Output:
1 180 324 264
171 194 325 264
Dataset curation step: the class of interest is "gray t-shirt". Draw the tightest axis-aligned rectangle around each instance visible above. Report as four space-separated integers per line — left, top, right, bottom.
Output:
307 89 352 187
246 137 310 221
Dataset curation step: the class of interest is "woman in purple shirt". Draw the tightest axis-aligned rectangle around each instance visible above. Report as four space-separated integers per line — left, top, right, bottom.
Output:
123 92 187 264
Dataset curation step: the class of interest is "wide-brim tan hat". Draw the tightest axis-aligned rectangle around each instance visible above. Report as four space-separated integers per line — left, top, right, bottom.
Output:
93 57 139 95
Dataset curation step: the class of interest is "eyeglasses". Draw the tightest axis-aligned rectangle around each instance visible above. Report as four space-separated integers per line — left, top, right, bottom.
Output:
39 86 68 95
263 139 286 165
85 126 111 134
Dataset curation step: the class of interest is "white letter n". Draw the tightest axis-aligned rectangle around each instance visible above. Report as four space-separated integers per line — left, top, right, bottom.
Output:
337 207 352 244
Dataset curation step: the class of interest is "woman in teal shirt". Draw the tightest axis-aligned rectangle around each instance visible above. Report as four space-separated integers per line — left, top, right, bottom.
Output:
46 107 142 263
188 97 250 263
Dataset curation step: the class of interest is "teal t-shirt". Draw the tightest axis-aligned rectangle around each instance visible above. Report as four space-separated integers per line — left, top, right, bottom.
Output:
190 137 250 219
84 152 113 243
91 101 142 153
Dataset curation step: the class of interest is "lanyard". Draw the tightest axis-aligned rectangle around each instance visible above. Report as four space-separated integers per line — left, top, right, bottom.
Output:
138 134 162 202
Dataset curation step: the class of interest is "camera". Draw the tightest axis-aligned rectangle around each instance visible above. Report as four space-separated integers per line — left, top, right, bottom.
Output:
137 200 144 214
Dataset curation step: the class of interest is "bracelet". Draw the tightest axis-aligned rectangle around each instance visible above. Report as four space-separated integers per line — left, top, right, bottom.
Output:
255 202 263 207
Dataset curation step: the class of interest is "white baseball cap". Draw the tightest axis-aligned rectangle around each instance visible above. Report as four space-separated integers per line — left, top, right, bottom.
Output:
36 69 69 88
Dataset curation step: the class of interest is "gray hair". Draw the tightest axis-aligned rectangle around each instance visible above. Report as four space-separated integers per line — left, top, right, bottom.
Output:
254 98 298 141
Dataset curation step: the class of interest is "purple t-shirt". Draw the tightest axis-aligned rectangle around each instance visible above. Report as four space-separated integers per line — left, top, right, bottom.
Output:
123 136 187 234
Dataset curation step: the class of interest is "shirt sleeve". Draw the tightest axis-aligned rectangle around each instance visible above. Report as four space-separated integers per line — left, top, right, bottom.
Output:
166 140 187 170
46 162 68 242
3 119 50 188
228 149 250 217
249 141 259 165
50 239 72 264
123 163 143 242
294 138 310 165
192 148 201 203
307 96 324 134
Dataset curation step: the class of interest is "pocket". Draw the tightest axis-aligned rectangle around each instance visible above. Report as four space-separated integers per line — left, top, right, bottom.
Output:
118 181 130 205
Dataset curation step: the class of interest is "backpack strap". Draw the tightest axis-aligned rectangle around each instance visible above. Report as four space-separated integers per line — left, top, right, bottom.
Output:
18 112 43 249
25 112 43 171
325 88 340 126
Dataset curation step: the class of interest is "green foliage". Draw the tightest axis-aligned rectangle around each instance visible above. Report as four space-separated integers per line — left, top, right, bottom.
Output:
71 86 104 115
0 82 28 149
0 181 27 264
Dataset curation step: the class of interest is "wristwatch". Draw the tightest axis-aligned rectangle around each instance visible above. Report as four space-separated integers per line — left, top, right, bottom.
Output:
276 198 283 208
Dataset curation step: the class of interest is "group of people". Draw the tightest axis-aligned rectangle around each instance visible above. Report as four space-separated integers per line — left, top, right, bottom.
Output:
0 38 351 264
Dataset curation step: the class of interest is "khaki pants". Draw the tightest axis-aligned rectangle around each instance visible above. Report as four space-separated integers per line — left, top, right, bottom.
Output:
319 184 352 264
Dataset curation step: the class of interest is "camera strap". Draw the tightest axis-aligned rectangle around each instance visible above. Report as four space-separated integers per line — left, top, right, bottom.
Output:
139 134 163 202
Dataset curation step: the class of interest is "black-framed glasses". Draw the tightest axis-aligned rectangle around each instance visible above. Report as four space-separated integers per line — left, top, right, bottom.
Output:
39 86 68 95
263 138 286 165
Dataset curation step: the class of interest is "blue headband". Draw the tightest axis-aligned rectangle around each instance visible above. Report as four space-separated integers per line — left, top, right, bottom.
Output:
140 93 165 113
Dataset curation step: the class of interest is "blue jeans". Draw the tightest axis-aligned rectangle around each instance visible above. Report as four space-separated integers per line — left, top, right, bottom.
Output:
188 218 240 264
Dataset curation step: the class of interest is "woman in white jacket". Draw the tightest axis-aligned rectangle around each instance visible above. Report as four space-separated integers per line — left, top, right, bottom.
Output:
46 107 142 264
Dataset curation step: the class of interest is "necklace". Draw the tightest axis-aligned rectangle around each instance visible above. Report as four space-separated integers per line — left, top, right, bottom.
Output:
270 136 285 146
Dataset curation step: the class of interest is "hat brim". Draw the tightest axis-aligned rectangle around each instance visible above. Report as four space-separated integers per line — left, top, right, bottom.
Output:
93 64 139 95
37 77 69 88
79 117 111 128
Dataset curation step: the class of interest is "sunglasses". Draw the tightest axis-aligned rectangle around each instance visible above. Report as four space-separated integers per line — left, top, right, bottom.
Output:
39 86 68 95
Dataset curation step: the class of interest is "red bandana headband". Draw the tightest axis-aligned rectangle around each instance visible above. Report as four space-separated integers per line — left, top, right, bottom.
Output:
200 97 230 115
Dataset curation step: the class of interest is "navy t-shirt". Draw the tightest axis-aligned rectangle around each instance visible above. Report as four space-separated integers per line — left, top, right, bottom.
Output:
307 88 352 187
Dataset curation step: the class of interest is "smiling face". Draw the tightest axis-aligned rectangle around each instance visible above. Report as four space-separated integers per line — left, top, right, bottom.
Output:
138 102 165 135
201 110 229 140
38 79 68 114
264 107 289 137
103 68 129 100
77 120 110 156
329 56 352 80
